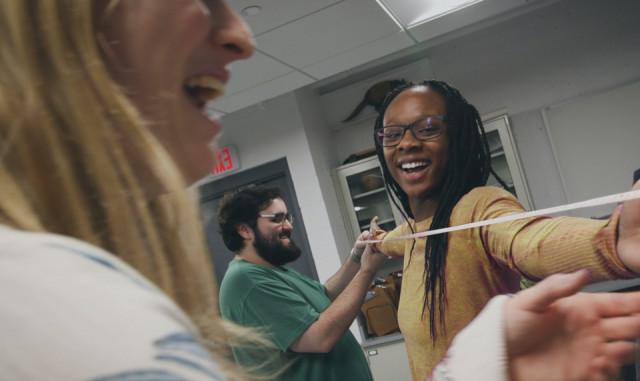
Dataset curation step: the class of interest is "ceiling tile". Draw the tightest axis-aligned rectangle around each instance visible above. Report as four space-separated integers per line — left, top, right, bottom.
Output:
255 0 401 69
230 0 343 36
408 0 528 42
303 31 414 80
225 51 292 95
214 71 315 113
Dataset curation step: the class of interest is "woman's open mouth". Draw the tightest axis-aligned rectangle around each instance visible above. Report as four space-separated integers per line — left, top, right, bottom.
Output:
398 160 431 181
183 75 225 111
400 160 430 173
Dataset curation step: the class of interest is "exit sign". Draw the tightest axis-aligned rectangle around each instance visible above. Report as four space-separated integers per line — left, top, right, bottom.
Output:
211 145 240 176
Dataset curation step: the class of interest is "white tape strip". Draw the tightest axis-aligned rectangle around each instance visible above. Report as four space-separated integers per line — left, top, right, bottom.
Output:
362 189 640 244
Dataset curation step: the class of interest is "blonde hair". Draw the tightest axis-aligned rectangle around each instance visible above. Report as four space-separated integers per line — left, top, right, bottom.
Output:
0 1 263 379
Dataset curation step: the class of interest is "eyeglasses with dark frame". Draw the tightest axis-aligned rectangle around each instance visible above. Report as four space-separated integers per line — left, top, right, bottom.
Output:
258 212 294 224
375 115 447 147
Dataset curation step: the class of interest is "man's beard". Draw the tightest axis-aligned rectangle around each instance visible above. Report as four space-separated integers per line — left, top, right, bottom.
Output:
253 229 302 267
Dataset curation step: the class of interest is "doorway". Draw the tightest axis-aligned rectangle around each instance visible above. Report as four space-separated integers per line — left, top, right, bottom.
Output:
199 158 318 286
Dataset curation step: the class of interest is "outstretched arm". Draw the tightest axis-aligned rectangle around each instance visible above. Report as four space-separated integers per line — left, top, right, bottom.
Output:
468 186 635 281
616 180 640 272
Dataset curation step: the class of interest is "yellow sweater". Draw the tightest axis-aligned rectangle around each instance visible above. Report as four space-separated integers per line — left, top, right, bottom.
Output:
380 186 634 381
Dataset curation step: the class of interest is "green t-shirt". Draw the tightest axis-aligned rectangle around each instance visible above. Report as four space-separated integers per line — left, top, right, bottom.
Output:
219 259 373 381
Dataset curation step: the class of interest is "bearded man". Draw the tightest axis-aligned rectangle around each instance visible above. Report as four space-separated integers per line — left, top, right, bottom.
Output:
217 186 387 381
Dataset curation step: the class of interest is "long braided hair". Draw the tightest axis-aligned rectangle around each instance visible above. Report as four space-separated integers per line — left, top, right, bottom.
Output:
374 80 507 341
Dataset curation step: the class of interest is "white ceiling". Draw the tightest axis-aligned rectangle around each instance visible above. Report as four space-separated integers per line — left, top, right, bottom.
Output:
216 0 556 114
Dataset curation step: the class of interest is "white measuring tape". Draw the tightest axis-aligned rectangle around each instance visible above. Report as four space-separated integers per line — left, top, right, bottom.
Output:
362 189 640 244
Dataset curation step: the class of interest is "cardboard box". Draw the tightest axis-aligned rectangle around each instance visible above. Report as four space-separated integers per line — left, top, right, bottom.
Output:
361 285 399 337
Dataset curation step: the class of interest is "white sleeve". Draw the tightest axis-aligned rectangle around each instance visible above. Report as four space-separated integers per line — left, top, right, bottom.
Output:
427 295 510 381
0 229 227 381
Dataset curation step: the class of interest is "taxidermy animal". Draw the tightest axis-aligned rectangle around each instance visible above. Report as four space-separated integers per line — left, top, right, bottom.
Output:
342 79 406 122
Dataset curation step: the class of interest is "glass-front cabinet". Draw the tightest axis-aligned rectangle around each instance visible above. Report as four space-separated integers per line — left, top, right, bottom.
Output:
484 115 532 209
342 165 398 235
335 155 404 346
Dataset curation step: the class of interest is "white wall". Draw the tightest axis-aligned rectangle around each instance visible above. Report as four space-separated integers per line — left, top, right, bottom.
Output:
543 80 640 217
509 110 567 208
295 87 354 262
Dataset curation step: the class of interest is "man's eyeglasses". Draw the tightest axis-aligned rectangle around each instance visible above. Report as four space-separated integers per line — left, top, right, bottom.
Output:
375 115 446 147
258 212 294 224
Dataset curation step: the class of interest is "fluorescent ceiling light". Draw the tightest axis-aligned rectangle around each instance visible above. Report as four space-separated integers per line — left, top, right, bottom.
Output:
377 0 484 28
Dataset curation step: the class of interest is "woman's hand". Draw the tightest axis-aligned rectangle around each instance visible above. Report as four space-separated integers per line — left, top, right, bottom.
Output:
617 180 640 273
359 217 390 274
505 270 640 381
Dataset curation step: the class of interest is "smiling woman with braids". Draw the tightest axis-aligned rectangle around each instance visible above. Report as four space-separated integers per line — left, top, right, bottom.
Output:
372 80 640 380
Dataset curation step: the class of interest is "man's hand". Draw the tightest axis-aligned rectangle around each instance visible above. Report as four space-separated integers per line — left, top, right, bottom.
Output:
505 270 640 381
350 230 369 263
618 180 640 273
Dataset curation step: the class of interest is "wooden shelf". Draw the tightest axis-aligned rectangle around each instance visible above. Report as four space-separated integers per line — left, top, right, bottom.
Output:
490 149 505 158
361 217 395 230
352 187 386 200
361 331 404 348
